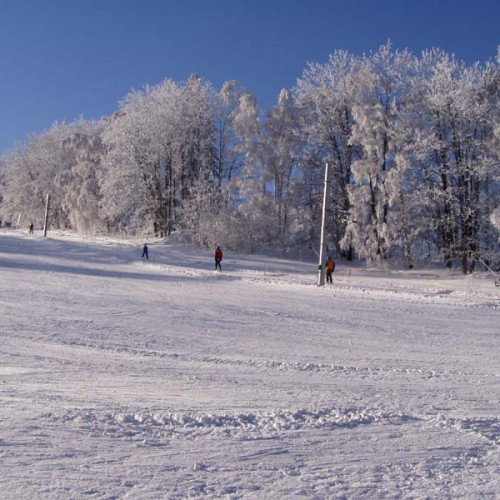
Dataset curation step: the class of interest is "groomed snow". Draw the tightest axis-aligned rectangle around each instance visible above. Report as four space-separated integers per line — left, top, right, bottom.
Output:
0 229 498 499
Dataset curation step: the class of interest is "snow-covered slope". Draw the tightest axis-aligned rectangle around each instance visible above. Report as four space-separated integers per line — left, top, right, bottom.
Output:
1 230 498 499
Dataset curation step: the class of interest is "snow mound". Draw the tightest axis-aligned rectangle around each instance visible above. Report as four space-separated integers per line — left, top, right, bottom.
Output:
46 406 415 442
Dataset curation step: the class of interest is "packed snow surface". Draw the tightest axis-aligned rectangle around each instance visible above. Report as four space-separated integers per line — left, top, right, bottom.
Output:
0 230 499 499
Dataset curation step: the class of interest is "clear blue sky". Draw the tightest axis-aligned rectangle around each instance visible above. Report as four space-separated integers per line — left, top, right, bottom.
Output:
1 0 499 155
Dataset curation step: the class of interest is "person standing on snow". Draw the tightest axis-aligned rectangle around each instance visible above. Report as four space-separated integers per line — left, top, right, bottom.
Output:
29 223 34 234
214 245 223 271
326 256 335 284
142 243 149 260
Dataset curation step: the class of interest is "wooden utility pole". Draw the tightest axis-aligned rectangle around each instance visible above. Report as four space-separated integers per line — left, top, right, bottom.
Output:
318 163 331 286
43 194 50 238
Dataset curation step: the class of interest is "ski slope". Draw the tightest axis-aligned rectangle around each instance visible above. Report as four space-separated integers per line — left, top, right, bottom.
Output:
0 229 498 499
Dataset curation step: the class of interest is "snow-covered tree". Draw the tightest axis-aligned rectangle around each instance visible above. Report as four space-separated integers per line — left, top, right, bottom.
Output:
0 121 92 230
483 48 500 251
295 50 361 258
60 120 107 233
180 82 260 250
100 76 215 235
248 90 304 249
212 80 247 187
343 42 416 263
2 46 499 267
409 49 499 272
228 88 305 251
227 89 278 250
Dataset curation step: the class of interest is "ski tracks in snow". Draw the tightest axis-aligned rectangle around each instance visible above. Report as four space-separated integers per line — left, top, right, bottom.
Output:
1 231 499 499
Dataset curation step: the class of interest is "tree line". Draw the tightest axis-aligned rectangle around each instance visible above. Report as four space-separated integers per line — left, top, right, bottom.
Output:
1 42 499 272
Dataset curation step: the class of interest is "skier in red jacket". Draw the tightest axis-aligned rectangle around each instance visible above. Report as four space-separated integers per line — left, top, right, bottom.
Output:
214 245 223 271
325 256 335 283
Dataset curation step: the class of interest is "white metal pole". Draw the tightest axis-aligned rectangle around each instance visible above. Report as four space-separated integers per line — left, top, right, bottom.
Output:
43 194 50 238
318 163 330 286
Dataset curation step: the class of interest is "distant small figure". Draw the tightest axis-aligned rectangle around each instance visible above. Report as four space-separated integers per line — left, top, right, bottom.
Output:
326 256 335 284
142 243 149 260
29 223 34 234
214 245 223 271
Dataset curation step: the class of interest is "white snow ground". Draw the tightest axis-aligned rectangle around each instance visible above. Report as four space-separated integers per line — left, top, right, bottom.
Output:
0 229 498 499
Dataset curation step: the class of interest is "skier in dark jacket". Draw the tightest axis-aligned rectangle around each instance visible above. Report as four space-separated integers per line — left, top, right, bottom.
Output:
142 244 149 260
214 245 223 271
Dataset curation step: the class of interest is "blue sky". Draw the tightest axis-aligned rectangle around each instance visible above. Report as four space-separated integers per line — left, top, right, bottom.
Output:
1 0 499 155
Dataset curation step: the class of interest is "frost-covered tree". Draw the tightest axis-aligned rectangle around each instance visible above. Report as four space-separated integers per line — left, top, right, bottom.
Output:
229 88 305 251
100 91 170 234
180 81 247 248
60 120 107 233
0 121 91 229
482 49 500 255
343 42 416 263
212 80 247 187
295 50 361 258
252 90 304 249
409 49 499 272
100 76 215 235
180 82 262 250
232 91 262 172
228 90 278 250
1 47 498 265
176 75 215 197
